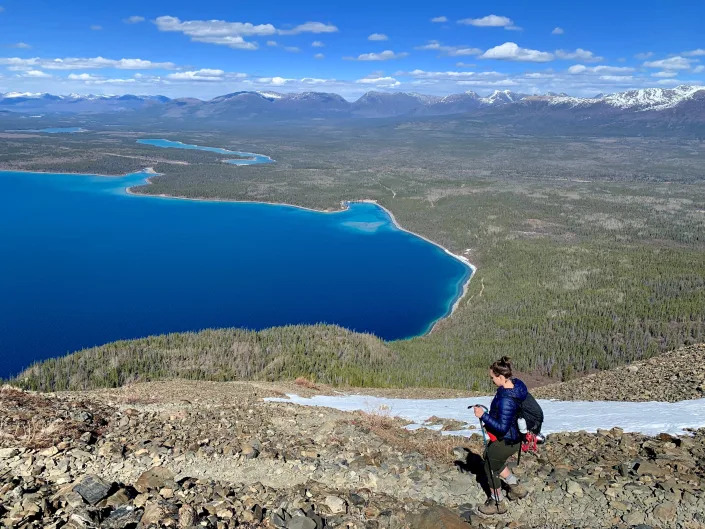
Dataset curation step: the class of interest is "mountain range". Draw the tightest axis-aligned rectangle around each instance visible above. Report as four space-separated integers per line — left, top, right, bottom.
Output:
1 85 704 130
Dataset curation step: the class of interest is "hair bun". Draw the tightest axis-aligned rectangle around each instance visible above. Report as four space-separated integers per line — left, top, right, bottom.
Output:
490 356 513 378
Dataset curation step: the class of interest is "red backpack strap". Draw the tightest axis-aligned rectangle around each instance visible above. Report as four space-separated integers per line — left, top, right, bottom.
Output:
521 432 539 453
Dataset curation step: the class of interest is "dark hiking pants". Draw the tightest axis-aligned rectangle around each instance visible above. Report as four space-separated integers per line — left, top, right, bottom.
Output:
484 439 521 487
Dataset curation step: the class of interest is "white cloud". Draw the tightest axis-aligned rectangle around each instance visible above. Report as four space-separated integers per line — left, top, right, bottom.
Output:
356 76 400 87
100 78 138 84
256 76 291 86
278 22 339 35
598 75 633 82
300 77 329 84
5 41 699 100
457 79 519 87
415 40 482 57
20 70 51 78
406 69 502 80
123 16 145 24
10 42 31 49
68 73 101 81
284 46 300 53
634 52 653 60
643 56 693 70
480 42 553 62
314 53 324 60
347 50 408 61
90 25 103 31
458 14 517 29
154 16 272 49
73 75 138 85
683 49 705 57
552 27 564 35
651 71 678 78
251 76 334 87
167 69 226 81
266 41 277 47
555 48 602 62
431 16 447 23
154 16 336 50
0 56 176 70
524 72 556 79
368 33 389 41
312 41 325 47
567 64 633 75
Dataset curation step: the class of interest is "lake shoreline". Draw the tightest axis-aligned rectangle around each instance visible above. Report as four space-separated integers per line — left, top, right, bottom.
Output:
126 177 476 336
2 163 475 341
0 167 154 178
350 199 475 334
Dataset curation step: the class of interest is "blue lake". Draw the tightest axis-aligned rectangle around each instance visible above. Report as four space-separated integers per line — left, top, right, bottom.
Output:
0 144 471 377
137 138 275 165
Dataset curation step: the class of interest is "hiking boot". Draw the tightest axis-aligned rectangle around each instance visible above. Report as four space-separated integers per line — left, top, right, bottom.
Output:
478 497 508 515
507 483 529 500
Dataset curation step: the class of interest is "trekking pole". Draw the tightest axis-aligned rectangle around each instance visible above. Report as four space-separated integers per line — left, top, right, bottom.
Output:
474 404 489 448
471 404 499 508
469 404 489 448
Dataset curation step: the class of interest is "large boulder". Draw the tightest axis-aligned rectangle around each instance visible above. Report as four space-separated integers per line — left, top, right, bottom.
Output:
73 475 113 506
409 506 470 529
134 467 175 493
652 501 678 522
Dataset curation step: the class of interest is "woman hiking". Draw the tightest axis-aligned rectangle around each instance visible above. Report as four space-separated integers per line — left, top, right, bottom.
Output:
473 356 529 515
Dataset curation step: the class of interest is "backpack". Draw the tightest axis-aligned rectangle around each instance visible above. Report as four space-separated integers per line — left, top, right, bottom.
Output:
517 392 544 434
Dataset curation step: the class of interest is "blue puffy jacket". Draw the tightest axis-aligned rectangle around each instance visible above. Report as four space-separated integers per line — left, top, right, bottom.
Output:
481 378 528 443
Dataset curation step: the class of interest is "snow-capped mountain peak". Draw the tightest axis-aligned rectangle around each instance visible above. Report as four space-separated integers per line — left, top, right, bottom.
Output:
481 89 523 105
407 92 442 104
602 85 705 110
438 91 481 103
545 84 705 110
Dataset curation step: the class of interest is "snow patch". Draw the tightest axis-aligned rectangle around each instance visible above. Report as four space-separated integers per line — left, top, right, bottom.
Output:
265 394 705 437
256 91 283 100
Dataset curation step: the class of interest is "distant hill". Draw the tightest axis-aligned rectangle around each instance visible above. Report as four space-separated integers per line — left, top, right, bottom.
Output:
12 325 395 392
0 92 168 113
2 86 704 131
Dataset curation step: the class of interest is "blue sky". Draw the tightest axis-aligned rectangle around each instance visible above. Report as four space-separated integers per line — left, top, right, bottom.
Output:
1 0 704 99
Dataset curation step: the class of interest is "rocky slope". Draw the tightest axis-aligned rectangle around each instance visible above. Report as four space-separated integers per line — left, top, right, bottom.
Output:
1 381 704 529
534 344 705 402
